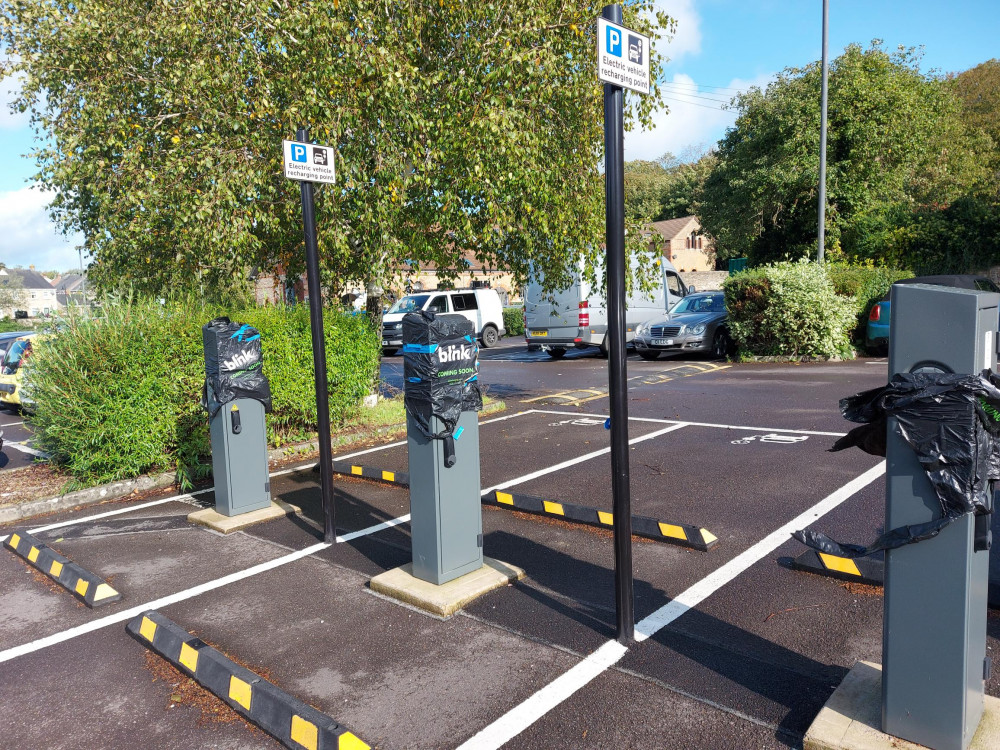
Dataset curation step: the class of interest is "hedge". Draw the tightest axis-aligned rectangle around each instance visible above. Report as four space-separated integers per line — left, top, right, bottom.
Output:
723 260 856 358
502 306 525 337
26 296 380 486
825 262 912 345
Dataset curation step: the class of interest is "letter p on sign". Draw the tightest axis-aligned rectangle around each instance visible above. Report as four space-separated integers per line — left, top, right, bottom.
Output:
291 144 307 163
607 26 621 56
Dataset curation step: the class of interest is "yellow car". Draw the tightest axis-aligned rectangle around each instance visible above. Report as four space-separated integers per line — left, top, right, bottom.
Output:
0 333 43 409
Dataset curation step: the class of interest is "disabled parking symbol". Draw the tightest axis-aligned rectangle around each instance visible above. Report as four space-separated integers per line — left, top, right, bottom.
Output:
731 433 809 445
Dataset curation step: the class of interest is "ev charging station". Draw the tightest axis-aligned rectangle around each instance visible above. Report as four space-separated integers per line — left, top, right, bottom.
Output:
883 283 998 749
402 312 484 585
201 318 273 517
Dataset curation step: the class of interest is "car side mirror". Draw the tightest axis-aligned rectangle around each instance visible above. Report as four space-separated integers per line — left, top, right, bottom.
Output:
688 285 696 294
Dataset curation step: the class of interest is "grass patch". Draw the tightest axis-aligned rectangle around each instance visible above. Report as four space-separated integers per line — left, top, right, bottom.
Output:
344 393 504 432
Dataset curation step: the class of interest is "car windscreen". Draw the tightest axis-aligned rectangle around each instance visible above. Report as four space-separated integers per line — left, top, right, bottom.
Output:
2 340 30 375
387 295 430 314
670 294 724 314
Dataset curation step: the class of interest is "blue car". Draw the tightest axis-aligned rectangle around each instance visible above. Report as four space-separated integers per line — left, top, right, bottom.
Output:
866 275 1000 354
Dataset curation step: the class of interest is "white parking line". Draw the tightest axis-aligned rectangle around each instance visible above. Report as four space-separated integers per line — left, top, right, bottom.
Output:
457 461 887 750
4 441 49 458
531 408 846 436
337 514 411 543
0 541 331 664
323 422 692 544
332 410 535 461
26 462 319 536
11 412 539 539
30 493 208 534
482 423 689 494
1 420 24 427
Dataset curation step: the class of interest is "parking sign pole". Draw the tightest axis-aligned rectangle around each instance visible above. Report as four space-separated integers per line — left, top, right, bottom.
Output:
602 2 635 644
296 126 337 544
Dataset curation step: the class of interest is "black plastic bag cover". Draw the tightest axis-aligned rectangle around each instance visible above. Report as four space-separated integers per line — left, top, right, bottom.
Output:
795 370 1000 557
402 311 481 440
201 317 272 417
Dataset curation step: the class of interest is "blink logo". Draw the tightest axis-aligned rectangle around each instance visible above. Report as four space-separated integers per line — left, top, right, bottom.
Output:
438 343 472 363
223 351 255 371
291 144 307 163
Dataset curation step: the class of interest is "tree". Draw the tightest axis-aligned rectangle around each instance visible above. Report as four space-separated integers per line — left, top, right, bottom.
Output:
624 149 715 223
1 0 674 301
697 43 988 266
949 59 1000 185
0 271 25 314
623 159 673 222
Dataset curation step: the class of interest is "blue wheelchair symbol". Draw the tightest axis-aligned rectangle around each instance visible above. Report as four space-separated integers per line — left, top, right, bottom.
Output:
291 144 307 163
606 26 622 57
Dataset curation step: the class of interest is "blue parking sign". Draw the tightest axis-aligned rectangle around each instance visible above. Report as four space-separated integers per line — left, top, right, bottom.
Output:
597 18 650 95
291 144 307 163
606 25 622 57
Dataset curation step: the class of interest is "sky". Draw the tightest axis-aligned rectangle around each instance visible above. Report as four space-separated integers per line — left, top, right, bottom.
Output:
1 0 998 272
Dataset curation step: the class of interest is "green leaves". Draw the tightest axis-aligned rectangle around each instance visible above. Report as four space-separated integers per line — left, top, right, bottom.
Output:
26 296 380 485
697 43 989 268
724 260 856 358
3 0 673 298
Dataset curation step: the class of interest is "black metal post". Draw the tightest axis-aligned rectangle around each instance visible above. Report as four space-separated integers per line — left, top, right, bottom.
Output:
817 0 829 264
602 3 634 645
297 126 336 544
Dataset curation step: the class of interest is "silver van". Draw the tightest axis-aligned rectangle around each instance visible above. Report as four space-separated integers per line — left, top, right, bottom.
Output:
523 253 691 359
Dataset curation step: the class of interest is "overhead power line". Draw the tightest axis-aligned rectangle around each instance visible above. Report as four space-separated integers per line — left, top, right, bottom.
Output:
660 94 731 112
658 85 733 104
659 80 750 93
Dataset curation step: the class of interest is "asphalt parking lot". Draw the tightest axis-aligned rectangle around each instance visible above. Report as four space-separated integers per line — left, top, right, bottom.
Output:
0 406 42 472
3 349 998 749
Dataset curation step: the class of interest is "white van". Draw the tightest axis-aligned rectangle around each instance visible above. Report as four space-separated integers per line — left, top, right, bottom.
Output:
381 288 506 355
523 253 691 358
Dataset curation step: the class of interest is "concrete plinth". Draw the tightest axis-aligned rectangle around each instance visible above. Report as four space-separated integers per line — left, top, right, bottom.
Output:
804 661 1000 750
369 557 525 617
187 500 300 534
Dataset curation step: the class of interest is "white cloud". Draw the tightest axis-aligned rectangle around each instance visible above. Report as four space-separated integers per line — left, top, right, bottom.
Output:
625 72 774 162
652 0 701 64
0 186 85 271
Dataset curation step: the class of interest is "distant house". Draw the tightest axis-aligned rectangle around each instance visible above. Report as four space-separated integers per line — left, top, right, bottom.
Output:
254 251 519 309
53 273 87 308
646 216 715 272
0 267 58 318
398 251 516 305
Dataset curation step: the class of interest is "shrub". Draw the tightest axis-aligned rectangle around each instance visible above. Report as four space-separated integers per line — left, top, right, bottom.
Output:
723 259 856 358
825 262 912 344
502 306 525 337
27 296 379 486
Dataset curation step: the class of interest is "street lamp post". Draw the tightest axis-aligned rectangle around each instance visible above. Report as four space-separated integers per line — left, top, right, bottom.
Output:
817 0 829 264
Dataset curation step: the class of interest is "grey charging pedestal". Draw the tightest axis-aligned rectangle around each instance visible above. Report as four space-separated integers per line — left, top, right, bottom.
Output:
207 392 271 516
408 410 483 584
403 312 484 585
202 319 272 518
883 283 998 750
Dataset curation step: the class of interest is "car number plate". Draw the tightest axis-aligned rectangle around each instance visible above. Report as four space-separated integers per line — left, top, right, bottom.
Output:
651 338 673 346
530 331 548 337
